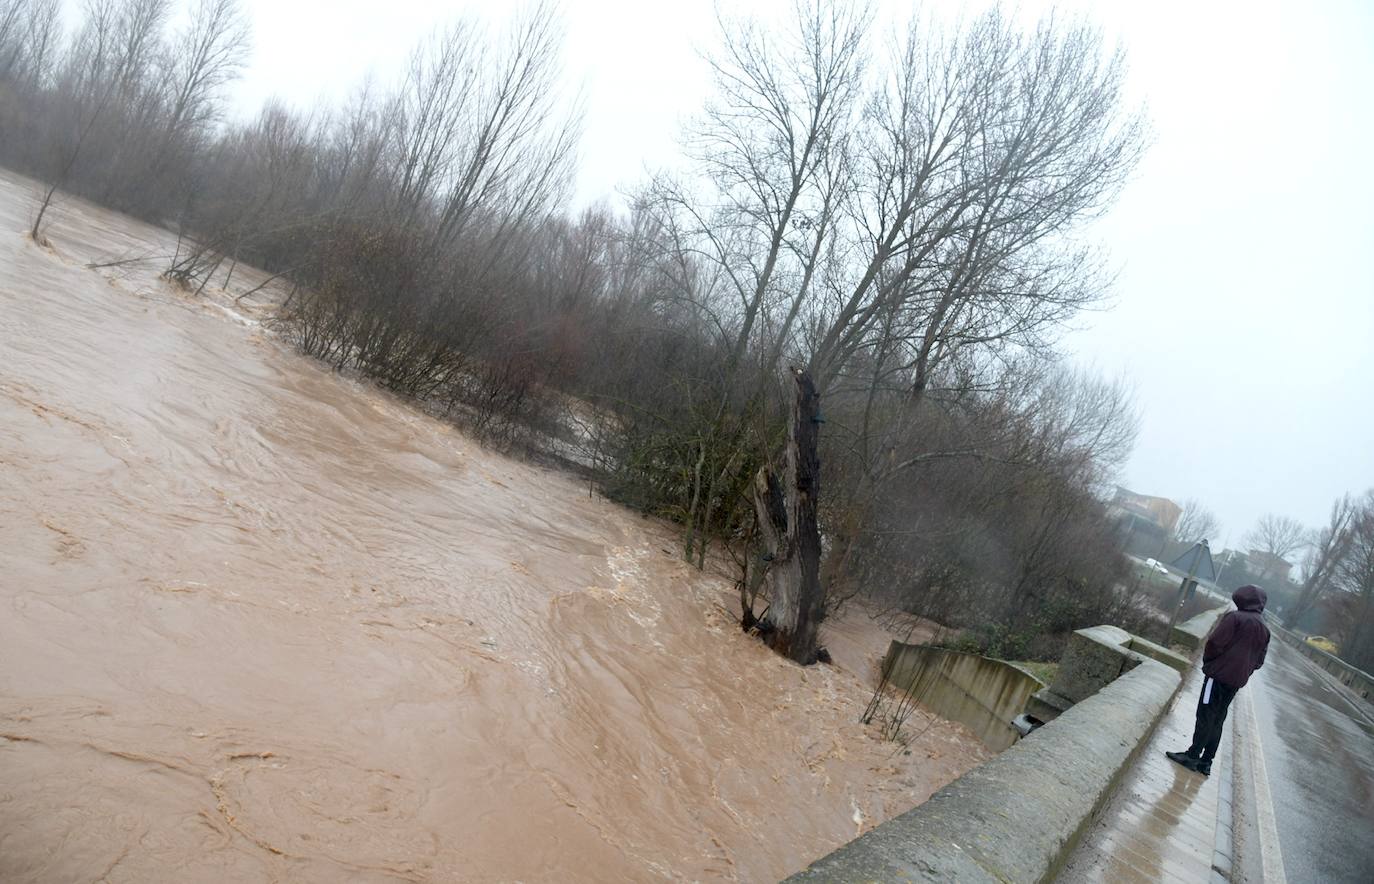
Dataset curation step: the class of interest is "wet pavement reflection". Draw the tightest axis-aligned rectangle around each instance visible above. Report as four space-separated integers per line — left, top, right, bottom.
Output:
1061 666 1221 883
1248 639 1374 883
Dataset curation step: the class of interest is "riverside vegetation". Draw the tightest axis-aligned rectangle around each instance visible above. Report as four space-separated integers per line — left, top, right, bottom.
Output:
1 0 1168 666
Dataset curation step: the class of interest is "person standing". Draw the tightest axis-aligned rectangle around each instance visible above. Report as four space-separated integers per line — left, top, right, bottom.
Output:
1167 584 1271 776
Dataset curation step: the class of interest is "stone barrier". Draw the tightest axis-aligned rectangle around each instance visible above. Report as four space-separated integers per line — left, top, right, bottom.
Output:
1028 625 1187 723
788 623 1192 883
786 657 1181 883
1171 604 1227 652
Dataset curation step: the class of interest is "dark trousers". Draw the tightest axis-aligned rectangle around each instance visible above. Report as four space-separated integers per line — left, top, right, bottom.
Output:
1187 675 1239 761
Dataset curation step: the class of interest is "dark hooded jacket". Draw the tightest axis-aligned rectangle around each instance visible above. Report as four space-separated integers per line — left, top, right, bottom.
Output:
1202 585 1271 688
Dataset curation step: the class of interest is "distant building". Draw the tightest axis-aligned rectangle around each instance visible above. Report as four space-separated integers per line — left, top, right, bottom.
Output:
1110 486 1185 562
1108 487 1183 534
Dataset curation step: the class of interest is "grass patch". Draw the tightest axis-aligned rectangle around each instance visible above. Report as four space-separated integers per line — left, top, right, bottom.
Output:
1009 660 1059 686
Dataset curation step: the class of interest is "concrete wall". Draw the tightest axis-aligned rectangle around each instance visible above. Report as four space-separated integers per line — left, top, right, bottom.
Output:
787 658 1181 883
788 624 1193 882
881 643 1046 752
1267 618 1374 705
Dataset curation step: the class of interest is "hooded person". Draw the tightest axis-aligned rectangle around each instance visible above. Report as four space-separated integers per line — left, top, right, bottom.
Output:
1167 584 1271 776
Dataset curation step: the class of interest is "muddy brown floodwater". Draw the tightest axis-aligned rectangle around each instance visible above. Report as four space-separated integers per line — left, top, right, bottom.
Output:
0 170 989 883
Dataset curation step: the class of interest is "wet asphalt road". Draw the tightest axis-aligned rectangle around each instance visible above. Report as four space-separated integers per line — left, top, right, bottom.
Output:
1247 638 1374 883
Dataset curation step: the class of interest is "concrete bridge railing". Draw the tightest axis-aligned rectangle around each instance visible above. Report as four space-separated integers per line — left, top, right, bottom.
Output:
1027 625 1189 724
787 611 1225 883
1172 602 1227 651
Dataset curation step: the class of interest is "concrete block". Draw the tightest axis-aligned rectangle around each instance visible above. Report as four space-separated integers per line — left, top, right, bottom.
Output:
1125 635 1190 673
1047 626 1142 704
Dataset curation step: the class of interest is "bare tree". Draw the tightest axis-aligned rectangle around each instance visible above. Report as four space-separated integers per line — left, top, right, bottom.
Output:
1175 499 1220 544
1284 494 1356 628
1242 513 1308 579
836 364 1140 656
0 0 60 86
29 0 172 239
646 0 866 566
158 0 250 157
1334 493 1374 670
0 0 31 75
749 368 825 664
649 4 1145 647
384 0 580 267
809 10 1146 396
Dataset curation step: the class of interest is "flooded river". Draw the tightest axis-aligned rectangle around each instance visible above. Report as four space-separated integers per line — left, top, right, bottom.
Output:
0 171 987 882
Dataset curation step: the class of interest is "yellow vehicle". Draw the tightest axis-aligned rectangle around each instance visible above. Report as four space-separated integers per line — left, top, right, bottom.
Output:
1304 635 1339 654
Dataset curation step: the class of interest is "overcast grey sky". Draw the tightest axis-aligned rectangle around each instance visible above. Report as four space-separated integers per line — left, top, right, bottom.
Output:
226 0 1372 545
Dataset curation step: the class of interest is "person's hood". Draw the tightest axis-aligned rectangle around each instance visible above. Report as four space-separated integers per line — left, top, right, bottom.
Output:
1233 584 1267 612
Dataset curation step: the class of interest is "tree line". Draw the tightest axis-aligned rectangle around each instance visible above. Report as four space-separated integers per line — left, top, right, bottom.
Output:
1270 496 1374 671
1174 497 1374 673
1 0 1155 665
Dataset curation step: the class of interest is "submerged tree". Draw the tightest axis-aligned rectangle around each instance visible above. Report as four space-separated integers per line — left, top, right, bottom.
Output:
748 368 825 664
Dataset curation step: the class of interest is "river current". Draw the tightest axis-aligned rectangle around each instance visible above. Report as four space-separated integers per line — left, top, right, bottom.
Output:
0 170 987 882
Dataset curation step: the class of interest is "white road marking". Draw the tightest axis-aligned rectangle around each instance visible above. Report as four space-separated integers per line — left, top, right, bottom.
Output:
1244 689 1287 883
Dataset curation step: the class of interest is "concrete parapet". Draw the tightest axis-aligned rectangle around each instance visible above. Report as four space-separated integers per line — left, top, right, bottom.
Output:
881 643 1046 752
1048 626 1140 704
1126 633 1191 673
786 658 1182 883
1030 625 1188 723
1171 605 1227 653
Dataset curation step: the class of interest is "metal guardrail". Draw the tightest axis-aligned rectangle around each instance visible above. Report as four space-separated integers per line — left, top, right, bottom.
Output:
1265 615 1373 705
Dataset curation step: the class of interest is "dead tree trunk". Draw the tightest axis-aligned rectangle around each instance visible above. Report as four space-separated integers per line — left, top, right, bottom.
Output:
751 367 825 664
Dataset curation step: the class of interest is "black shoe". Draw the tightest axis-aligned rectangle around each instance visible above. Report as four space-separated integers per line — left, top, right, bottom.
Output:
1166 750 1200 771
1194 760 1211 776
